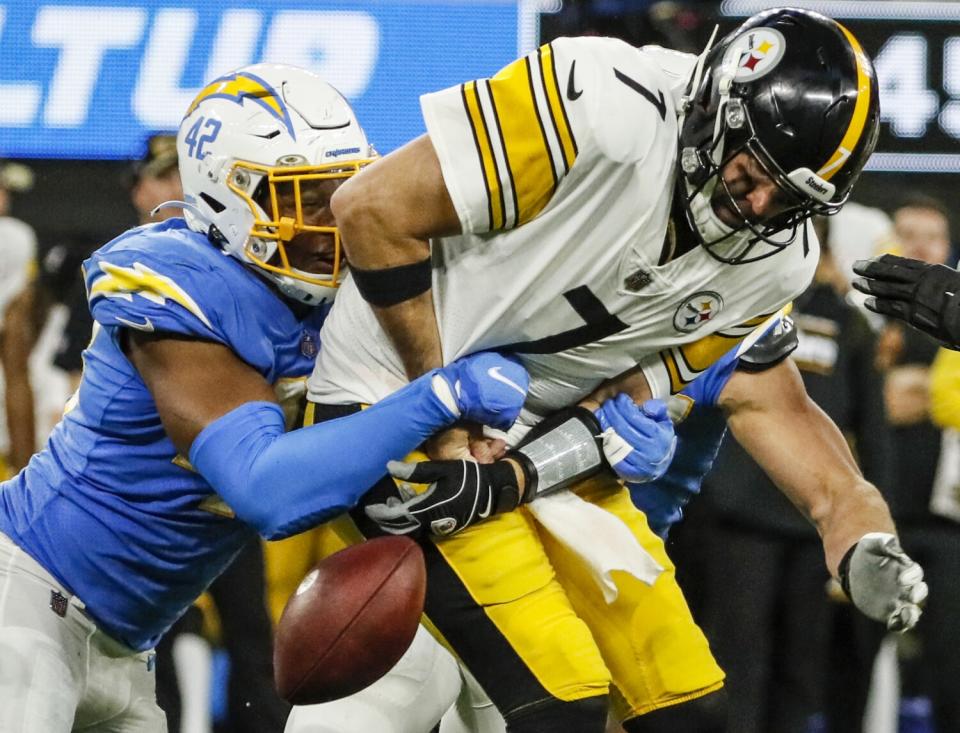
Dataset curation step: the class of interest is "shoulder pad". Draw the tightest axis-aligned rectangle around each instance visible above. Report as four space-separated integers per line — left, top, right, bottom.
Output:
738 315 798 372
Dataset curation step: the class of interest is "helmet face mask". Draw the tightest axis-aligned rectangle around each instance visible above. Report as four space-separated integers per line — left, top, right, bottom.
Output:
177 64 376 303
228 159 367 296
677 8 880 264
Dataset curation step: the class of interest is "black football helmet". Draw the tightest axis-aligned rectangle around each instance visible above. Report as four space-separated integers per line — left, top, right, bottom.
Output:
677 7 880 263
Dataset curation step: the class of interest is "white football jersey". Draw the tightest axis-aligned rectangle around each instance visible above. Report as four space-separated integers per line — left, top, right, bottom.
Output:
308 37 818 434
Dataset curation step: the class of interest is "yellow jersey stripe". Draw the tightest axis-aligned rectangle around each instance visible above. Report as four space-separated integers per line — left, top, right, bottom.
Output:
461 82 504 230
484 82 519 229
817 23 872 182
677 333 746 378
661 351 686 394
661 330 752 393
488 56 558 226
538 44 577 171
525 56 558 190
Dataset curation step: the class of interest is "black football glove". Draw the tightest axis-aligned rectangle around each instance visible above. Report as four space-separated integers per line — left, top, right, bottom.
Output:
852 254 960 350
365 459 523 537
365 406 618 538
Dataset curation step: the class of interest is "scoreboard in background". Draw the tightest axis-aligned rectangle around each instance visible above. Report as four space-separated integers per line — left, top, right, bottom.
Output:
0 0 554 159
722 1 960 173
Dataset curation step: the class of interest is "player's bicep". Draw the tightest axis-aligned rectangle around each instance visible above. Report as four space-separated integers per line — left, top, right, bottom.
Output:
125 331 277 455
331 134 461 270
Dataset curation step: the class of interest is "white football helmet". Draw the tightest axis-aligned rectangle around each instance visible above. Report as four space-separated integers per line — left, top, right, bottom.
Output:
176 63 375 304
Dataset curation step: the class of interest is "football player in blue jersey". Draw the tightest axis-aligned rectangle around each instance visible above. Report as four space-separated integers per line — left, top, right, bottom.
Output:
0 64 536 733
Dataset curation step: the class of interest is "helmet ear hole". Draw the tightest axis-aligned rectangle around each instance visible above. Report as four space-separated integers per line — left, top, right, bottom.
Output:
199 193 226 214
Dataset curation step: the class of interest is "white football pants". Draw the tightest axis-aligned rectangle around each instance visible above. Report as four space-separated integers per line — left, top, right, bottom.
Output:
284 624 507 733
0 531 167 732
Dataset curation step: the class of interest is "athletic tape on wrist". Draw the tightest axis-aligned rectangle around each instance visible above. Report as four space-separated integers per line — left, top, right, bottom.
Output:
509 407 604 501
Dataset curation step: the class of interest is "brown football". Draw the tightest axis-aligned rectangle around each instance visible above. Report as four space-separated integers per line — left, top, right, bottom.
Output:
273 535 426 705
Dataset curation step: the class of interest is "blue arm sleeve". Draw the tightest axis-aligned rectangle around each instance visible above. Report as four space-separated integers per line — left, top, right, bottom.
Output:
188 374 454 540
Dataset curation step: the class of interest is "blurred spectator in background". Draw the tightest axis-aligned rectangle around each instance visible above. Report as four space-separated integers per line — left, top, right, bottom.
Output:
689 220 891 733
129 134 184 225
818 201 893 301
0 161 39 475
875 196 960 733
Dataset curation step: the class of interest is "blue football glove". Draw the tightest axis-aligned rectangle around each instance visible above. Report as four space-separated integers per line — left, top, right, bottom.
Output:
594 394 677 483
431 352 529 431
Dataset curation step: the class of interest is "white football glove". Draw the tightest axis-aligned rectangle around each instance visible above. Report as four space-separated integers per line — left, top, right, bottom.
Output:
839 532 928 632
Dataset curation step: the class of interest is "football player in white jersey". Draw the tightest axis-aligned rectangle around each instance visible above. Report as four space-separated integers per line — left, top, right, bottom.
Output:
305 8 881 733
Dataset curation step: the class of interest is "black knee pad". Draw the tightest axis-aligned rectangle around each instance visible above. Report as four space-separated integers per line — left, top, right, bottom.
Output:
622 688 728 733
505 695 608 733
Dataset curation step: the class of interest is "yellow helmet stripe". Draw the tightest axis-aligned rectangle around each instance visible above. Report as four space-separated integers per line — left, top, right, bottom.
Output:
817 23 873 182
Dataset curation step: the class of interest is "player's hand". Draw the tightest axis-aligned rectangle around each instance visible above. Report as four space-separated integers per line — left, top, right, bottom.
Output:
839 532 928 632
594 395 677 483
365 459 522 537
431 352 529 431
852 255 960 350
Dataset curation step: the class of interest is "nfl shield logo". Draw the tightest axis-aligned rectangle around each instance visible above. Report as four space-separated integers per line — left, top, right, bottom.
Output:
300 331 318 358
50 590 68 618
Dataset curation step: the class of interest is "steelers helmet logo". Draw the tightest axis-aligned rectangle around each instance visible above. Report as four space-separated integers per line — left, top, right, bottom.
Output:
674 291 724 333
729 28 786 82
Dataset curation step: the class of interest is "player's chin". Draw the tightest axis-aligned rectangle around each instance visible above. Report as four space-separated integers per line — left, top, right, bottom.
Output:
293 254 336 277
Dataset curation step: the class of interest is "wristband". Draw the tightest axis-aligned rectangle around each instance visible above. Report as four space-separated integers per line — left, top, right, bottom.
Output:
838 542 856 598
351 256 432 307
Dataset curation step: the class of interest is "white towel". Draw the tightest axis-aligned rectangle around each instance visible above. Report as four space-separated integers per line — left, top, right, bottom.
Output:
527 490 664 603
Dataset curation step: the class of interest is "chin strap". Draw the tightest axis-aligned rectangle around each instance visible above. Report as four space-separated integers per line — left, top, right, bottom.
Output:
679 24 719 127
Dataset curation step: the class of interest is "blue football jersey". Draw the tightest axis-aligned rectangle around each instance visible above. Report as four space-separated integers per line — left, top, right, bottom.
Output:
632 313 796 537
0 219 327 650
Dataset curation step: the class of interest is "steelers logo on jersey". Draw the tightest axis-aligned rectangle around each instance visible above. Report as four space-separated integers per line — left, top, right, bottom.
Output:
673 291 724 333
728 28 786 82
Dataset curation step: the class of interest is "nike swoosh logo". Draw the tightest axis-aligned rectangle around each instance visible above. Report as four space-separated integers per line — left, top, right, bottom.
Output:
487 366 526 396
477 492 493 519
116 315 155 332
613 68 666 121
566 60 583 101
473 462 493 520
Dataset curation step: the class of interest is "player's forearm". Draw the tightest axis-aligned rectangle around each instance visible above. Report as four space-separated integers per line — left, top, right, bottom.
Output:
806 473 896 577
579 367 652 412
371 293 443 380
190 373 463 540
